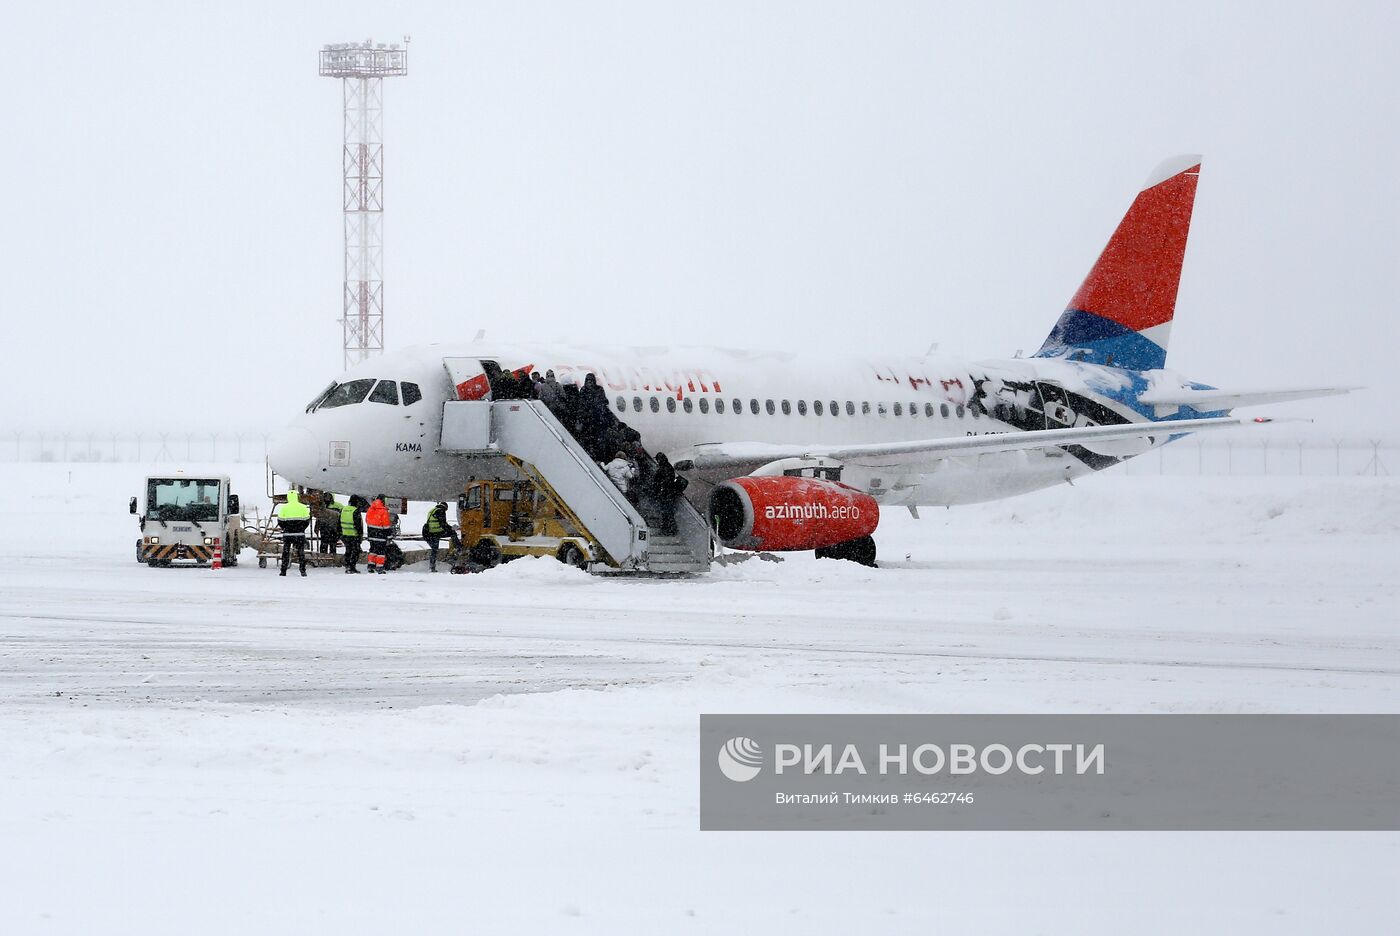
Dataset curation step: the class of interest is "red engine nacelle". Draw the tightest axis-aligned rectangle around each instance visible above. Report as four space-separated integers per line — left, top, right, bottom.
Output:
708 476 879 552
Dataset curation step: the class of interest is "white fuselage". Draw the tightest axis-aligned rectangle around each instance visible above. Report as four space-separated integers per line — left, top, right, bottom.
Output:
270 341 1176 507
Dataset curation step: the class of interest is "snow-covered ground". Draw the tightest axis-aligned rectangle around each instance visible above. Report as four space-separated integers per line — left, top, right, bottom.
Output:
2 462 1397 933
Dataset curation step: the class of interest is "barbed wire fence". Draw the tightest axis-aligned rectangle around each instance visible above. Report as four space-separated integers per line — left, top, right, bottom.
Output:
6 430 272 466
1 429 1394 476
1125 437 1392 477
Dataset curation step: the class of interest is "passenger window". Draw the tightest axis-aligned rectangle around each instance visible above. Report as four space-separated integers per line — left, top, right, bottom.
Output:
814 401 823 416
878 403 888 416
682 398 693 413
633 396 642 412
400 382 422 406
861 402 871 416
666 397 677 413
616 396 626 412
925 403 934 417
699 398 710 414
956 405 966 418
802 400 811 416
750 399 760 415
650 397 660 413
733 399 742 414
716 399 726 414
318 378 376 409
781 400 791 415
971 406 981 419
893 402 902 416
846 401 855 416
765 400 775 415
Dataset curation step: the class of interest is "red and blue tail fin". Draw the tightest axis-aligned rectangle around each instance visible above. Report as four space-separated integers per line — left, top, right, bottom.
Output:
1035 155 1201 371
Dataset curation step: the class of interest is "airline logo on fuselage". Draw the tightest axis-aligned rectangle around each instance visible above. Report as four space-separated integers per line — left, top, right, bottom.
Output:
764 503 861 521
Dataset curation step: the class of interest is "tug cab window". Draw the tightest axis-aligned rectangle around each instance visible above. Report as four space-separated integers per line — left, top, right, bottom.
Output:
147 478 221 522
317 378 376 409
368 380 399 405
400 382 422 406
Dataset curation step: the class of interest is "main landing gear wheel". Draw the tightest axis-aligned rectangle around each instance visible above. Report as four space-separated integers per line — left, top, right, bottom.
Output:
815 535 877 567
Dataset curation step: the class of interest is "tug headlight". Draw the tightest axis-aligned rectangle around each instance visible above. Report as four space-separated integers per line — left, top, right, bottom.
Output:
203 537 214 545
148 536 159 545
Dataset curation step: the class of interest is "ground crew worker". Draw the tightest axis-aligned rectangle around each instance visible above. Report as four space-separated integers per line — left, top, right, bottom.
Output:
317 495 343 554
274 489 312 577
365 495 394 575
422 501 461 573
339 495 366 573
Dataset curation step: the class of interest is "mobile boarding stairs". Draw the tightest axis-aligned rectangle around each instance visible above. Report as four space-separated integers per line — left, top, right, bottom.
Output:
440 400 712 575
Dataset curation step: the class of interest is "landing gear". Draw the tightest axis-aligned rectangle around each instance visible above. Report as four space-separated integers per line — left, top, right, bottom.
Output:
815 535 877 567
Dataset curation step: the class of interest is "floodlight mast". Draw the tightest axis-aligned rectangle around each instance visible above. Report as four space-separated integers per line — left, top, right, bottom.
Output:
319 39 409 371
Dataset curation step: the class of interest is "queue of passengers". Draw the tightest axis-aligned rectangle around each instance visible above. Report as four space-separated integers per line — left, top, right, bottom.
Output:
484 363 689 534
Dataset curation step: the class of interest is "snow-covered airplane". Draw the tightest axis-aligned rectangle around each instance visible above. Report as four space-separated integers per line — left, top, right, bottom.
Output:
271 155 1349 564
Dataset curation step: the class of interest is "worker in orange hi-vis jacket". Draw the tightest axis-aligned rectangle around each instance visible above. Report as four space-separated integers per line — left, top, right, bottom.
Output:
364 496 394 575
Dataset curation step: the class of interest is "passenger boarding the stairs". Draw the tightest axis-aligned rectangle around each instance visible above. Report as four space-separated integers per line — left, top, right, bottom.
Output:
602 451 638 503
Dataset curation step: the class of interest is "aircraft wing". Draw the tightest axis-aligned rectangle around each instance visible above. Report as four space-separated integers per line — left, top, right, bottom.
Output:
1138 385 1357 415
678 415 1253 471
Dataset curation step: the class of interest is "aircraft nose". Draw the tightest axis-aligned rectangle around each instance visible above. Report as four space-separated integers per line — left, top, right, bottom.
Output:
268 427 319 482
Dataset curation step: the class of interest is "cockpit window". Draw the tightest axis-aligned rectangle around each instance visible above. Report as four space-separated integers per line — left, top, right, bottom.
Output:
368 379 399 405
306 382 337 413
317 378 375 409
400 382 422 406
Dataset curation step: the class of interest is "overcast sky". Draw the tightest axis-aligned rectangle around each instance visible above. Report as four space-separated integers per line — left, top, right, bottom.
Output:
8 0 1397 435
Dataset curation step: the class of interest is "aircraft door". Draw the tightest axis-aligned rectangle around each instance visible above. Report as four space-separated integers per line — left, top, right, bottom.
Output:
443 358 496 401
1034 382 1077 429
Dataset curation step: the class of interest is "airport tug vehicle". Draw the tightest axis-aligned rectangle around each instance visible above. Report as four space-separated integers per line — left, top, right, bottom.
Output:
131 473 242 567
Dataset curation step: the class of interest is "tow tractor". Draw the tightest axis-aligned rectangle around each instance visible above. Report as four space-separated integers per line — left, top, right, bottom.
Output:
454 476 594 571
131 473 242 567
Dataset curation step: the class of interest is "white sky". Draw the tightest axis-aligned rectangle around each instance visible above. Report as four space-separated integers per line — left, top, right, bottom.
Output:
8 0 1398 435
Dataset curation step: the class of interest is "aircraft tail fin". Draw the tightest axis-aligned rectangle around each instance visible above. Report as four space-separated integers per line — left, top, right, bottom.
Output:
1035 155 1202 371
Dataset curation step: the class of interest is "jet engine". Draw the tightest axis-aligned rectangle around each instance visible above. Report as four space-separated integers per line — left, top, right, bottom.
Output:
708 476 879 552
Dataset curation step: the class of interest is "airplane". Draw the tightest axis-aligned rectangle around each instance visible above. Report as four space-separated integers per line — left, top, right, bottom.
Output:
270 155 1351 566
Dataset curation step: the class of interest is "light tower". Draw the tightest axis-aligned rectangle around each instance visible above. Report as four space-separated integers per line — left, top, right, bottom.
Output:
319 38 409 370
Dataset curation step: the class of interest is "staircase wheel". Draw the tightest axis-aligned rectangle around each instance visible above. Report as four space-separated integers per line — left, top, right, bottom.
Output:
557 543 586 569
